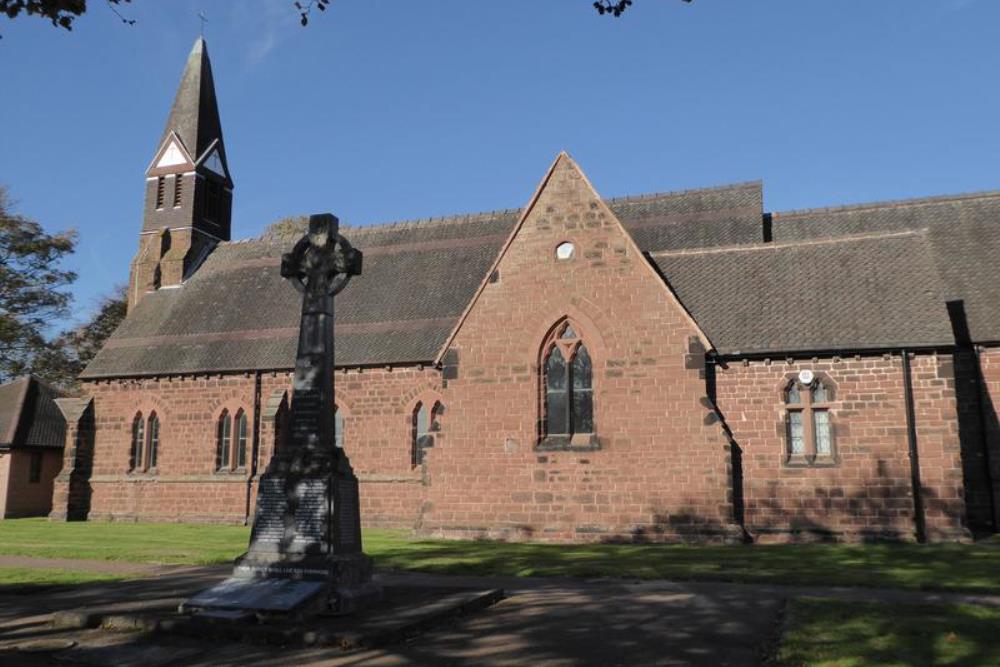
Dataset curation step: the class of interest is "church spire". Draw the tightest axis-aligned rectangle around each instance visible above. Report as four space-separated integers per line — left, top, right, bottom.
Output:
130 37 234 311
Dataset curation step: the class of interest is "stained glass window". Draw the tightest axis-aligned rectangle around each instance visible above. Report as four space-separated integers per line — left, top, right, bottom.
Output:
788 411 805 455
572 345 594 434
814 410 832 456
545 347 569 436
217 410 231 471
236 410 248 469
131 413 144 471
147 413 160 469
334 406 344 449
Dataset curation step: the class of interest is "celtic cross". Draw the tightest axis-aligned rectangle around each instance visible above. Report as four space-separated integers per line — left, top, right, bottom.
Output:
280 214 362 459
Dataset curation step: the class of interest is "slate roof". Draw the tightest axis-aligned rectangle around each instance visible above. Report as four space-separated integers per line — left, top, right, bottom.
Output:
0 376 65 449
157 37 223 164
81 183 764 378
771 190 1000 344
653 231 954 356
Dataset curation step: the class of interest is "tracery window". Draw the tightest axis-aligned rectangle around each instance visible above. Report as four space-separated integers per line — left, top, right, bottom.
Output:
784 377 835 463
411 401 441 467
130 412 144 472
541 322 594 446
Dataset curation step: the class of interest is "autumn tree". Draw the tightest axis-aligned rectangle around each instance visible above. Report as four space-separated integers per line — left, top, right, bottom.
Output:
0 185 77 383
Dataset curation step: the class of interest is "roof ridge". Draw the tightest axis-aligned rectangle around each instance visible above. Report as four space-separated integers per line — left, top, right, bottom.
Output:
605 180 762 205
243 181 764 245
651 229 926 257
772 188 1000 219
251 207 523 244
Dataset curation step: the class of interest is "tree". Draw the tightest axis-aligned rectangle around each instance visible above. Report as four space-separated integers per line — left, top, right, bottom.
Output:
31 285 127 391
0 184 77 383
1 0 680 33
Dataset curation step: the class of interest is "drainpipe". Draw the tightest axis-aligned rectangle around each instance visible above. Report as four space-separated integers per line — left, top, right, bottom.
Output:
902 350 927 543
244 371 263 525
972 346 999 532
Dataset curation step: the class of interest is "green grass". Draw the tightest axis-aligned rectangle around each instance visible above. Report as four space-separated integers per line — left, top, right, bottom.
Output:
0 567 125 587
0 519 250 565
1 519 998 593
776 599 1000 666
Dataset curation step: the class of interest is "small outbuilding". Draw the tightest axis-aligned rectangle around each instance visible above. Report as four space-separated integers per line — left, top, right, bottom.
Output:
0 376 65 518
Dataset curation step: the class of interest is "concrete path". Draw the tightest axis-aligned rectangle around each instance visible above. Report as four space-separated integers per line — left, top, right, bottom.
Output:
1 561 998 666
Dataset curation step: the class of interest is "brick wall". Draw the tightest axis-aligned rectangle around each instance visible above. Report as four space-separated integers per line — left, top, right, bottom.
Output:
420 155 739 542
714 353 967 542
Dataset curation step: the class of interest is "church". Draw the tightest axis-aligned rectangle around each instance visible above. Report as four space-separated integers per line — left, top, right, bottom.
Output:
50 38 1000 543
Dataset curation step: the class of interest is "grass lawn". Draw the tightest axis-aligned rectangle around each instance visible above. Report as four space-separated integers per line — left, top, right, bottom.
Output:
0 567 125 587
1 519 998 593
776 599 1000 666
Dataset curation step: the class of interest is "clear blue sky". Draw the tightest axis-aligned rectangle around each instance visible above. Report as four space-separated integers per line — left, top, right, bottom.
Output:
2 0 998 326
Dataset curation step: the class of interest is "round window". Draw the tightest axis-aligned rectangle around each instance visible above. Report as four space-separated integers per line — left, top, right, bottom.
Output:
555 242 575 260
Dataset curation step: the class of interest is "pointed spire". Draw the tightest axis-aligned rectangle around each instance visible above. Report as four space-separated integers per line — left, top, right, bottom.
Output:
158 37 224 166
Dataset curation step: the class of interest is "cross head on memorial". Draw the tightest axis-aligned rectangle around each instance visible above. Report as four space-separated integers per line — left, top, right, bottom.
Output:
280 214 362 459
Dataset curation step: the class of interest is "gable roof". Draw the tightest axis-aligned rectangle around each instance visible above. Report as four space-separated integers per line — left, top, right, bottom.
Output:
771 189 1000 344
653 231 954 356
0 376 65 449
82 179 762 379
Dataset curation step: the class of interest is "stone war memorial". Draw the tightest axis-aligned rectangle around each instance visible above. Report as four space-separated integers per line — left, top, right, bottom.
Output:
182 214 377 618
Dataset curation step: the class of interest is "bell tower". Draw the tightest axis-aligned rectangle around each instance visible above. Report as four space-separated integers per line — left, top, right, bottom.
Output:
129 37 234 310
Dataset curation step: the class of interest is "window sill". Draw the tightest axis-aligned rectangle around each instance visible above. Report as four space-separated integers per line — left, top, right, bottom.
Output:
214 468 248 476
126 469 159 478
784 455 838 468
535 435 601 452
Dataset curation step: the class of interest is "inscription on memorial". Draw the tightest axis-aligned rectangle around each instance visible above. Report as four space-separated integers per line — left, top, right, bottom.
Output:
251 477 289 546
292 479 330 552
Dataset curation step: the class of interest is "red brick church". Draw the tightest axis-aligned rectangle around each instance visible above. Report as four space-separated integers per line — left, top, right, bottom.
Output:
51 38 1000 543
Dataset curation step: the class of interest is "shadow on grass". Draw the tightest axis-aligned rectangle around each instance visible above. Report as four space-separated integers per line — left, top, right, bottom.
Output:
778 598 1000 667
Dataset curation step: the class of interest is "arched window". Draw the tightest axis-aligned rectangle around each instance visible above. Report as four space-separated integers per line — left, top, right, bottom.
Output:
542 322 594 445
411 401 441 467
147 413 160 470
216 409 231 471
334 405 344 449
235 410 248 469
130 412 144 472
784 377 835 463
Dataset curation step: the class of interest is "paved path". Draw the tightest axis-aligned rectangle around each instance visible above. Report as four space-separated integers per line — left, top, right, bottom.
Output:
1 561 998 666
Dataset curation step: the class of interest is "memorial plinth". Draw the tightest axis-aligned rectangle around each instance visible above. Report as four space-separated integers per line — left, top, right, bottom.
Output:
182 214 379 618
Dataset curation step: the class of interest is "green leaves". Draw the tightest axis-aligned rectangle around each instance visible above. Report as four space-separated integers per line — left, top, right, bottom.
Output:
0 185 76 383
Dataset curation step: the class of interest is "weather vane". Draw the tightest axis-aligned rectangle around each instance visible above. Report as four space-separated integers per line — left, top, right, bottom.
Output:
198 11 208 37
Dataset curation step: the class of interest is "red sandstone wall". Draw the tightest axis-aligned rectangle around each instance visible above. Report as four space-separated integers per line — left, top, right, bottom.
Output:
715 353 966 542
72 368 433 527
971 347 1000 527
334 366 438 528
421 155 737 542
2 449 63 518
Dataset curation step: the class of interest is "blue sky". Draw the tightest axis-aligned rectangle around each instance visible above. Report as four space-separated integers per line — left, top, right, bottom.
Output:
1 0 998 325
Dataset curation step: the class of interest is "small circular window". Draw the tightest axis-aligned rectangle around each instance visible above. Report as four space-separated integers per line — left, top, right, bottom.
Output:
555 242 575 260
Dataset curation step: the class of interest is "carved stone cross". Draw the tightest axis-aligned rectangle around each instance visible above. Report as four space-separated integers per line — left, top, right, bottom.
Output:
280 214 362 459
